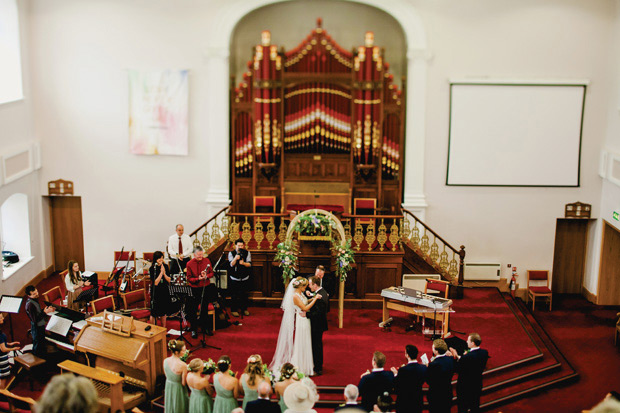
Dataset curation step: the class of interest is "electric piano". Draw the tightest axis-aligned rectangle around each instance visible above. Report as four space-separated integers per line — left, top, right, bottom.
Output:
380 286 454 337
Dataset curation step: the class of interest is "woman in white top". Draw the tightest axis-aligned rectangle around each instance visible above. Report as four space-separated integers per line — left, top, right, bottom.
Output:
65 260 90 310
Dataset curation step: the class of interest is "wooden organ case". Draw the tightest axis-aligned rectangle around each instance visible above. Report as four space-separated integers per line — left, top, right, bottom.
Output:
231 19 405 214
66 313 167 411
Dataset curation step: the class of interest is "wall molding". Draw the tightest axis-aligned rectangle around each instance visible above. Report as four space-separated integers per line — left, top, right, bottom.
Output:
600 148 620 187
0 142 41 187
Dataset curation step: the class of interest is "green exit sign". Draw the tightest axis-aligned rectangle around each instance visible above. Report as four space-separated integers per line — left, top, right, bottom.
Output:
614 211 620 221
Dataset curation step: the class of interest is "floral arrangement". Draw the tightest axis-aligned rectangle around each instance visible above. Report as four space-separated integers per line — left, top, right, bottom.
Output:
332 239 355 282
262 363 274 383
277 365 306 382
275 240 299 283
179 350 191 362
202 358 216 375
294 213 335 237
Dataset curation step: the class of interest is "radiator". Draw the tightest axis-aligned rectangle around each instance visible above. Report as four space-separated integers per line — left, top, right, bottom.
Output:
463 263 501 281
402 273 441 291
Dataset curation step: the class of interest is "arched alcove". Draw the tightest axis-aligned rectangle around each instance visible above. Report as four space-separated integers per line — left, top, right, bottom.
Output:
1 193 32 278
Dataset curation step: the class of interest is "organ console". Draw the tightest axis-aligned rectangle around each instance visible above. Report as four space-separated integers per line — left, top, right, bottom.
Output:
62 312 167 411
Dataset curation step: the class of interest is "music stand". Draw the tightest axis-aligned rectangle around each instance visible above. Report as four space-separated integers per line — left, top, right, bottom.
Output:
102 266 125 297
0 295 24 342
168 285 193 346
75 287 98 309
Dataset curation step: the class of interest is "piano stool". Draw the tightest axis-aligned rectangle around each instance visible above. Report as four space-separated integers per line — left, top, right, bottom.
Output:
8 353 46 391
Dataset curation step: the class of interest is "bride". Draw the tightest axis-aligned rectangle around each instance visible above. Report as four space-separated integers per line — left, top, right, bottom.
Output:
270 276 322 376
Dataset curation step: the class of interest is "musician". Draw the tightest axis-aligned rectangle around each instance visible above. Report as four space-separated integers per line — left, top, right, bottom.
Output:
186 246 216 338
228 238 252 317
24 285 54 357
65 260 90 310
167 224 192 274
149 251 173 328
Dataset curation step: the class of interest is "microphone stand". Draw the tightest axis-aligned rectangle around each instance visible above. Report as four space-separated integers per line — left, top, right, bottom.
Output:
192 261 221 351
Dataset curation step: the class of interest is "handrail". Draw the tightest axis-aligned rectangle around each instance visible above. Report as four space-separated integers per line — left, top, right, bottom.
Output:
226 212 289 217
341 213 404 219
401 208 459 254
189 205 230 237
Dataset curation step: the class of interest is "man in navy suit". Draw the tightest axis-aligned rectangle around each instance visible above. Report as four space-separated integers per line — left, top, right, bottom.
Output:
244 381 280 413
425 339 456 413
450 333 489 413
391 344 427 413
358 351 394 412
307 275 329 375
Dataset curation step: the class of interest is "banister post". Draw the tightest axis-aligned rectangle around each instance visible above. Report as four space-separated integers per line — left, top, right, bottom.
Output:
457 245 466 299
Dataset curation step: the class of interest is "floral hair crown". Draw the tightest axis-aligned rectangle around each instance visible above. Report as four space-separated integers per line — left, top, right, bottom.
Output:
247 356 262 364
218 358 230 365
292 278 302 287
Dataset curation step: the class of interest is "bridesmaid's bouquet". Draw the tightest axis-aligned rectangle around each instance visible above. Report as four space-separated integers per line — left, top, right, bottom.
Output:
202 359 216 375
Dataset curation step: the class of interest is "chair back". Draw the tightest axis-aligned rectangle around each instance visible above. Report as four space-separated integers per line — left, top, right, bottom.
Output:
527 270 550 287
122 289 146 310
142 252 154 263
354 198 377 225
91 295 115 314
254 196 277 223
425 279 450 298
42 286 63 304
114 251 136 272
0 389 36 412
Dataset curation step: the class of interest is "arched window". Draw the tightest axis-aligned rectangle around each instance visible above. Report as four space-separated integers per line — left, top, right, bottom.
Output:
0 0 24 104
1 193 31 279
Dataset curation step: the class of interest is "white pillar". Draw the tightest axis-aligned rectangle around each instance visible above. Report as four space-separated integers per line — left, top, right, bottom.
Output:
402 48 431 221
204 47 232 216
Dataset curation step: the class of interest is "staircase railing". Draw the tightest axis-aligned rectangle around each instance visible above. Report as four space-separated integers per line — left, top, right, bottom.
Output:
189 205 231 252
401 208 466 286
341 214 404 252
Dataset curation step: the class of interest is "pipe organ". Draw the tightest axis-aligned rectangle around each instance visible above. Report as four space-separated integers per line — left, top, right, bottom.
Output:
231 18 405 213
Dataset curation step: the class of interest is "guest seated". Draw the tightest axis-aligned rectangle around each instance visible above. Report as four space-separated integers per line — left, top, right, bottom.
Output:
24 285 54 357
65 260 90 311
424 339 455 413
358 351 394 412
36 373 99 413
274 363 300 412
213 356 239 412
390 344 427 413
0 313 21 389
187 358 215 413
245 381 280 413
238 354 266 410
373 392 395 412
164 340 189 413
449 332 489 413
283 380 318 413
335 384 365 411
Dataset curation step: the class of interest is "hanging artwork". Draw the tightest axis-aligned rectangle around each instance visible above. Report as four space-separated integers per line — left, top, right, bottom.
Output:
128 69 189 155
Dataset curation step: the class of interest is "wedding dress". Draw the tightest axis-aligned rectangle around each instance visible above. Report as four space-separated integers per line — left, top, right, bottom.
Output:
270 282 314 376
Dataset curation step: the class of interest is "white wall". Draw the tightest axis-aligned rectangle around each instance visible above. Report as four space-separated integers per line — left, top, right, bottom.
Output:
28 0 618 281
0 0 49 294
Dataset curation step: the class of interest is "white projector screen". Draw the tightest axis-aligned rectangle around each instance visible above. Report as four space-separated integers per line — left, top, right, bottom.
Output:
447 83 586 186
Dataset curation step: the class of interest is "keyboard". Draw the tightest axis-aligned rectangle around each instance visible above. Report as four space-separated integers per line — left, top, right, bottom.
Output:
381 286 452 309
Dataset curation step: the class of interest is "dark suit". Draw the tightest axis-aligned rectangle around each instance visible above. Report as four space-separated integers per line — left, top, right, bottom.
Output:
426 354 456 413
306 286 329 373
244 398 281 413
456 348 489 413
394 361 427 413
358 369 394 412
335 402 366 411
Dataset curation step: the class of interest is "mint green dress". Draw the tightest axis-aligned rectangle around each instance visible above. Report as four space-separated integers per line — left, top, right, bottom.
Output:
241 379 259 410
189 385 213 413
164 359 188 413
213 373 238 413
278 396 288 412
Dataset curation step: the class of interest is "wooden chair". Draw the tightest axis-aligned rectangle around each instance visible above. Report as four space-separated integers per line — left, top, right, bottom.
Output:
417 278 452 336
615 312 620 346
0 389 36 412
353 198 377 225
8 353 46 392
42 285 64 306
253 196 276 224
121 289 151 321
91 295 116 314
527 270 552 311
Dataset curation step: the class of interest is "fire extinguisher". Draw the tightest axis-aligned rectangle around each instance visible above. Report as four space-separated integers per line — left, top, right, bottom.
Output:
509 267 518 297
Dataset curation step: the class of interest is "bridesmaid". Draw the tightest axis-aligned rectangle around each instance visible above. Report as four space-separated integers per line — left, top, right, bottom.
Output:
238 354 265 410
213 356 239 413
187 358 214 413
274 363 299 412
150 251 173 327
164 340 189 413
65 260 90 310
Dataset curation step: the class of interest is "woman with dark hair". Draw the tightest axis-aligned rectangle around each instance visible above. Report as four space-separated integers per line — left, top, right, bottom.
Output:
164 340 189 413
150 251 173 327
238 354 265 410
274 362 300 412
213 356 239 413
65 260 90 310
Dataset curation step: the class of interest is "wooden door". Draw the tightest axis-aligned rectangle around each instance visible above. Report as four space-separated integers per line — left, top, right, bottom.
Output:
49 196 84 272
551 219 589 294
597 220 620 305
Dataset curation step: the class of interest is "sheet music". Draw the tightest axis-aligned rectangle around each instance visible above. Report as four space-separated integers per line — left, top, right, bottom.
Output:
167 329 182 336
420 353 429 365
0 296 23 313
46 315 73 337
72 320 87 330
82 270 96 277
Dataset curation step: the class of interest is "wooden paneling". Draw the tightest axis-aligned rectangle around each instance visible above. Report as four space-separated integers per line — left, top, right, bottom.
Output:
283 154 350 182
597 220 620 305
354 253 404 299
48 196 84 272
234 179 253 212
551 219 589 294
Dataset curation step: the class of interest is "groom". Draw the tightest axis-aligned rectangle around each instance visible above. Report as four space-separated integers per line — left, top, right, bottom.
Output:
307 275 329 376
